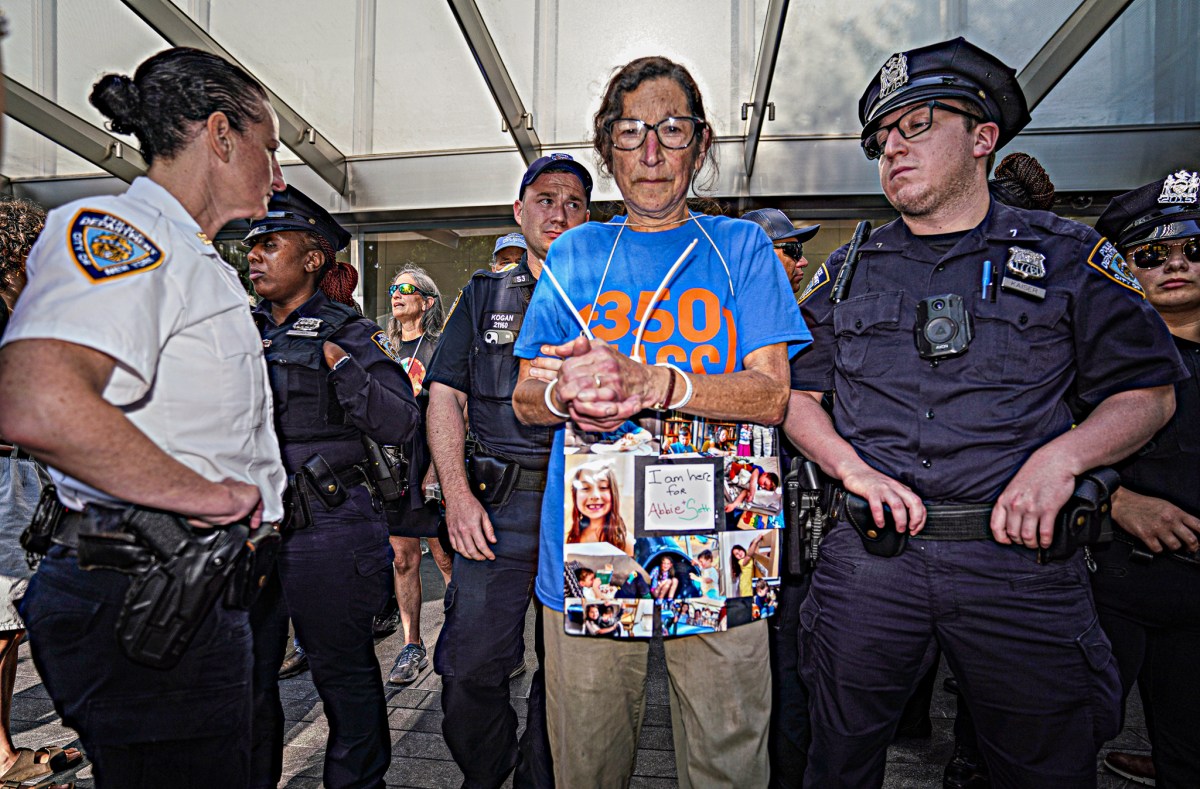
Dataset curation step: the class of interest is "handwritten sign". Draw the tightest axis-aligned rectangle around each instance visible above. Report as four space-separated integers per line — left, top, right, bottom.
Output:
636 457 722 533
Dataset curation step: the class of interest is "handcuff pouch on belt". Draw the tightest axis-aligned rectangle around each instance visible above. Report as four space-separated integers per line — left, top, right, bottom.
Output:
1037 466 1119 564
844 492 909 557
21 484 65 568
467 454 519 508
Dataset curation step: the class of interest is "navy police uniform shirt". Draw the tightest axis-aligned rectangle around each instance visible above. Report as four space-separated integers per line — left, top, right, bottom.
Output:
1116 335 1200 520
253 290 419 475
789 199 1186 504
426 258 552 466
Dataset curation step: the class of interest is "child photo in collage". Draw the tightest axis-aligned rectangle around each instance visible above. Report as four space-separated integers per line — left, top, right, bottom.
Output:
563 455 635 556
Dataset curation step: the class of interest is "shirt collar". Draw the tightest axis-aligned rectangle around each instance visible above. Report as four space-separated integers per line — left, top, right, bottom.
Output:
868 198 1042 262
253 289 329 328
126 177 219 252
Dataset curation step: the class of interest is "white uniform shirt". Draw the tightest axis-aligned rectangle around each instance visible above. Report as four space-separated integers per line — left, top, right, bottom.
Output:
2 177 286 521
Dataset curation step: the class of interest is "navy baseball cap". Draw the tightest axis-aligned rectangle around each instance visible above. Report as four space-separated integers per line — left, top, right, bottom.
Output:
245 186 351 251
741 208 820 243
859 37 1031 154
493 233 527 255
1097 169 1200 248
519 153 593 202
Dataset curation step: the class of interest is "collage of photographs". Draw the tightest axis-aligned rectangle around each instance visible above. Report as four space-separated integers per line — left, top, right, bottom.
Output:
561 414 784 639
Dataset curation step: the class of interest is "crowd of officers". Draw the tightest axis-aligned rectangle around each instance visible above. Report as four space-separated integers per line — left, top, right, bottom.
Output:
0 31 1196 789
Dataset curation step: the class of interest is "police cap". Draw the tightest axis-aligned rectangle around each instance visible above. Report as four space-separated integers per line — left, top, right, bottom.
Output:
859 37 1031 154
741 208 820 243
1096 169 1200 248
519 153 593 203
244 186 351 252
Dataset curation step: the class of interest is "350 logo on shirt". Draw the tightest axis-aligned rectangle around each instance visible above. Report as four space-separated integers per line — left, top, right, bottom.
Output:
582 288 738 373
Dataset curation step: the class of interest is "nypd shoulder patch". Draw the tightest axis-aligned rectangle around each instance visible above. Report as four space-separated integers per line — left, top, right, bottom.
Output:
372 330 400 362
68 209 164 283
1087 238 1144 296
798 263 830 304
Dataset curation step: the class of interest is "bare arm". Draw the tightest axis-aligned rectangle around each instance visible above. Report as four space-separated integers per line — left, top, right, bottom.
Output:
783 389 926 533
513 336 790 430
0 339 261 525
427 381 496 561
991 385 1176 549
1111 487 1200 554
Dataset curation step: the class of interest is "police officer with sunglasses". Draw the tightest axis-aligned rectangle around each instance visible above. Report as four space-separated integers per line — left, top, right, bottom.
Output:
1090 170 1200 788
742 208 821 295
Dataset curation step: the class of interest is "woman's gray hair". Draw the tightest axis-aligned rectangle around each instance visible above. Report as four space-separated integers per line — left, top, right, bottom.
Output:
386 263 445 346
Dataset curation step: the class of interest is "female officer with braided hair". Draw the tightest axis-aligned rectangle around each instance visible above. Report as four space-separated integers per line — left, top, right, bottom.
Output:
244 186 420 789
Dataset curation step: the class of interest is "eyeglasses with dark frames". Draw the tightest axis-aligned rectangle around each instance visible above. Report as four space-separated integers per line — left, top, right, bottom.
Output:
860 100 986 160
606 116 706 151
389 283 434 298
773 242 804 261
1126 237 1200 270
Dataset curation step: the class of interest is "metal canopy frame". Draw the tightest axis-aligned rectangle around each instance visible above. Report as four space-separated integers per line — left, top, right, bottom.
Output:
118 0 349 194
1019 0 1136 109
742 0 789 177
447 0 542 167
4 76 148 181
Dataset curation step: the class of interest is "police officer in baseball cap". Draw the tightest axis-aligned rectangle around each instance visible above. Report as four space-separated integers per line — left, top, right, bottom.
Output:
1090 169 1200 788
492 232 527 273
741 208 820 293
786 37 1186 788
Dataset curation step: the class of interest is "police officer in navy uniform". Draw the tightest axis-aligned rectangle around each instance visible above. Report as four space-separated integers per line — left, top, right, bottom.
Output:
784 38 1186 788
1091 170 1200 788
426 153 591 788
246 186 420 789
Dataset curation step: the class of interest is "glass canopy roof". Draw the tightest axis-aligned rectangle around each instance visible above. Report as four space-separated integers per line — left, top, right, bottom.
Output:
3 0 1198 225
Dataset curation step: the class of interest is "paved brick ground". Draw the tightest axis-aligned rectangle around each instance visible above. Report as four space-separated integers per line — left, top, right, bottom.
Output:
10 554 1150 788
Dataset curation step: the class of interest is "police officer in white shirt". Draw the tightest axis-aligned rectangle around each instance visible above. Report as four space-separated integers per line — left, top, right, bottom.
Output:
0 47 286 787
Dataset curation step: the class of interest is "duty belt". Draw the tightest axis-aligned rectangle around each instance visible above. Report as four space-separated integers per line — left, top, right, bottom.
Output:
513 465 547 492
911 503 994 541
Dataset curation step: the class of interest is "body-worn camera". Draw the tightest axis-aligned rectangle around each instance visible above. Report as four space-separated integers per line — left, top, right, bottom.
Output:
915 294 973 359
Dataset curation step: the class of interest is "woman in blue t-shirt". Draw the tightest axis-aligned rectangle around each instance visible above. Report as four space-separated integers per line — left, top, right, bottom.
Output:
511 56 810 788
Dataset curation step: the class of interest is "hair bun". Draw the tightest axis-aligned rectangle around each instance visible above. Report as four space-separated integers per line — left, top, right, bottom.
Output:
90 73 143 136
992 152 1055 211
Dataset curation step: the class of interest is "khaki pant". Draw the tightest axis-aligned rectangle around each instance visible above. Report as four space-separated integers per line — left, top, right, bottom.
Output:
544 609 770 788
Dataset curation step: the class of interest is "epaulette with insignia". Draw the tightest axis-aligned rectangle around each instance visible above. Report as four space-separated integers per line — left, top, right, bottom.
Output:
68 209 164 283
1087 238 1144 296
798 263 830 304
371 330 401 362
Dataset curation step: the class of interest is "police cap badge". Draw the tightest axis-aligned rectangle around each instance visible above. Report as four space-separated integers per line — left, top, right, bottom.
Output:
1097 168 1200 249
859 37 1031 155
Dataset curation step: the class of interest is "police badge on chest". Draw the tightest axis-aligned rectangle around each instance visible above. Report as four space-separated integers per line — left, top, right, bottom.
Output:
287 317 323 337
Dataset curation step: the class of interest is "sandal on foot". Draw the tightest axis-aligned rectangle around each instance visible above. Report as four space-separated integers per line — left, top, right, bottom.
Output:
1 746 83 788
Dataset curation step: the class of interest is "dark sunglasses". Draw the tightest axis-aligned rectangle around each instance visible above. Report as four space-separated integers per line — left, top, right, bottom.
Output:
389 283 433 297
774 242 804 261
1126 238 1200 269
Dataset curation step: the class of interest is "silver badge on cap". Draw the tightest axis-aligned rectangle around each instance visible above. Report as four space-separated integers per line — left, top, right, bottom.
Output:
879 53 909 100
1005 247 1046 280
1158 170 1199 205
